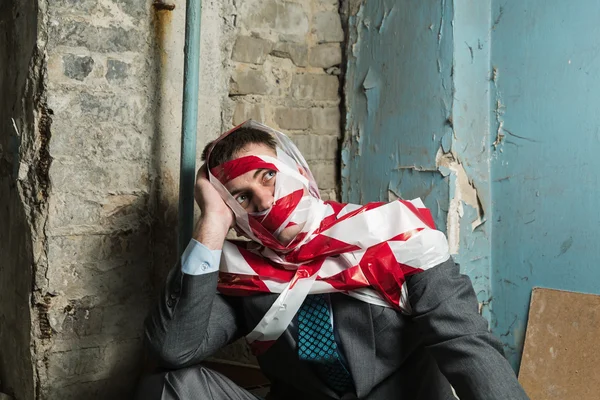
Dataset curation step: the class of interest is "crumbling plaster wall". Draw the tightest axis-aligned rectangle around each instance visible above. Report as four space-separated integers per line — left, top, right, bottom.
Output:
1 0 344 398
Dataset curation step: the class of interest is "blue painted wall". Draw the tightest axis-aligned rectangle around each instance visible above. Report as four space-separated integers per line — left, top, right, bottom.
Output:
344 0 600 372
343 0 454 233
490 0 600 369
343 0 495 320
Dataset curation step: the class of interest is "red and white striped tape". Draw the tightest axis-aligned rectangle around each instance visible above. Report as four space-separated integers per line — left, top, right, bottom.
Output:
206 121 450 354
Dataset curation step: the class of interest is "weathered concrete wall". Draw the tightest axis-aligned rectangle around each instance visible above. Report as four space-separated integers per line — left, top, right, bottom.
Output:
1 0 344 398
0 1 40 398
35 1 158 398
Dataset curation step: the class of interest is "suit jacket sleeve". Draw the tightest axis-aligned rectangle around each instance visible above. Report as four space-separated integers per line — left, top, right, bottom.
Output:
143 262 245 369
405 257 529 400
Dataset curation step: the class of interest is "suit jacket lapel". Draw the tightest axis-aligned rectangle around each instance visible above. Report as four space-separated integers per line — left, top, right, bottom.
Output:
332 294 376 398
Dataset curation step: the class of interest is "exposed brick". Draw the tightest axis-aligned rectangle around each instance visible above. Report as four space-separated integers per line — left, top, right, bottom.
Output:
45 255 150 307
310 107 341 132
233 102 265 125
275 107 311 130
313 11 344 43
309 44 342 68
230 69 270 95
310 161 337 189
50 160 148 194
47 232 149 271
48 90 149 127
314 0 340 10
46 347 104 380
59 299 104 337
48 192 150 235
319 188 338 201
112 0 148 20
232 36 273 64
43 373 135 400
326 66 342 76
50 119 151 162
105 59 130 83
62 54 94 81
53 0 99 12
240 1 309 43
291 73 339 100
270 42 308 67
48 19 144 53
44 338 141 387
101 302 149 339
291 134 338 161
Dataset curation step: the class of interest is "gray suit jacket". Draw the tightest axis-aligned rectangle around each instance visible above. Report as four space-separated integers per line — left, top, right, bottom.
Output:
144 257 528 400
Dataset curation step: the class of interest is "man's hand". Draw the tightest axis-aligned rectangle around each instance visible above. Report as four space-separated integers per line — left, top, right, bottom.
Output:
193 165 234 250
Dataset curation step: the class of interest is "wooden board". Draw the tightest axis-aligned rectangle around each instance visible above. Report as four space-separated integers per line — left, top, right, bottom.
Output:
519 288 600 399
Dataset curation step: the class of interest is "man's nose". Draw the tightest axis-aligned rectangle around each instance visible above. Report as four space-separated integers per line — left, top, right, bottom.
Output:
254 186 274 212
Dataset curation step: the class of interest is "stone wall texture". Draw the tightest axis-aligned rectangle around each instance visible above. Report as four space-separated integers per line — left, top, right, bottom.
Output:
0 0 343 399
228 0 343 201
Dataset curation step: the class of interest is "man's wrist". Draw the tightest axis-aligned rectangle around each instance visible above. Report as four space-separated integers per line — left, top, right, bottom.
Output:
193 214 230 250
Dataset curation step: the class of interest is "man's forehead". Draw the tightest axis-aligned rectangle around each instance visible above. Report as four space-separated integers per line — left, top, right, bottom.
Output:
233 142 277 159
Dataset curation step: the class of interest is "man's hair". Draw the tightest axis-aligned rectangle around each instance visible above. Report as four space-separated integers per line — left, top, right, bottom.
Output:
201 127 278 169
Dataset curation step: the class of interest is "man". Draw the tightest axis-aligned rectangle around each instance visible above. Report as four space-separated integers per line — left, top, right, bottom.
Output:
137 120 528 400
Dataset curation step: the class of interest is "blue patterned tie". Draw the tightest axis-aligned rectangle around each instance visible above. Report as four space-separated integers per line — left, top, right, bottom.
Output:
297 294 355 395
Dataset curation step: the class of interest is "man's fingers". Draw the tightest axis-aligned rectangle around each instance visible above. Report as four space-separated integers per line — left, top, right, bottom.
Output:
196 164 211 185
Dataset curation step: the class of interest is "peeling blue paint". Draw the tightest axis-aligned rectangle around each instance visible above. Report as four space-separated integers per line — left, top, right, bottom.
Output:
440 131 453 153
343 0 494 325
343 0 454 223
451 0 493 322
344 0 600 375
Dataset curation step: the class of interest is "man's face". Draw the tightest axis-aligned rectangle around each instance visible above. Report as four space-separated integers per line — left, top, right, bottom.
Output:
224 142 278 213
223 142 304 245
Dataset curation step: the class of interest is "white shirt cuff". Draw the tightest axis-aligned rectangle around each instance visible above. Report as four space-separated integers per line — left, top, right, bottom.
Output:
181 239 222 275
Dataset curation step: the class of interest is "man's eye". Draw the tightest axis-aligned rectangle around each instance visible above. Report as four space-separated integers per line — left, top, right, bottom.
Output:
264 170 276 181
236 194 248 205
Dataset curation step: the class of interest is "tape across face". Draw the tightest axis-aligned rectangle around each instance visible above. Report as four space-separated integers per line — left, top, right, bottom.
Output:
206 120 451 355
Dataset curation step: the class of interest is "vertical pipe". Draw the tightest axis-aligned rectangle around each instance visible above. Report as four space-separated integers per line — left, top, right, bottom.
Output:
178 0 202 255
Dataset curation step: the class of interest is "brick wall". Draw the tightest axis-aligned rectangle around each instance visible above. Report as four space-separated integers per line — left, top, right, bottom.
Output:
226 0 343 200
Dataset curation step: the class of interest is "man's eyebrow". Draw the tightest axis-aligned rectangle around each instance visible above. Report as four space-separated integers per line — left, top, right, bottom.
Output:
253 169 264 179
229 188 243 196
229 169 266 196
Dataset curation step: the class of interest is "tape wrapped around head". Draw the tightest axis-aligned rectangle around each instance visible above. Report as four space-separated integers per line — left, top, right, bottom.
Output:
206 120 324 252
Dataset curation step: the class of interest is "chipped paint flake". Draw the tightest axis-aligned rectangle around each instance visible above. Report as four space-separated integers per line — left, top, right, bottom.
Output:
437 148 485 254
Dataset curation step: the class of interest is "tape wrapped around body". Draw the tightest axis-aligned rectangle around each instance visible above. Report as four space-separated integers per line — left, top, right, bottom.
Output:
206 120 450 354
